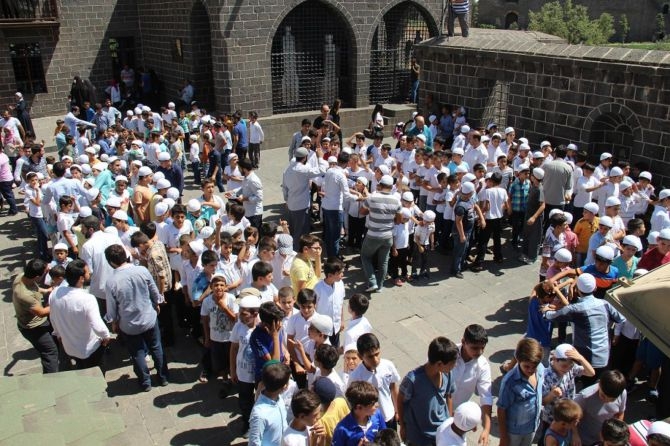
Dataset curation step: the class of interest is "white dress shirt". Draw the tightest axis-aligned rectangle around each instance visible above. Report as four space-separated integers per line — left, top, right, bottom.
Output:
79 231 124 299
451 343 493 407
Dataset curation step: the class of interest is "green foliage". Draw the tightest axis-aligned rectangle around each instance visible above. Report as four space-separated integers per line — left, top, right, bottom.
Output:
478 23 497 29
619 14 629 43
657 13 666 39
528 0 615 45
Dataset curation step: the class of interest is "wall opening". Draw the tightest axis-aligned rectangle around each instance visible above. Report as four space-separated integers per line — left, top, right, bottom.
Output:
270 1 354 114
369 1 437 104
504 12 519 29
189 2 215 111
588 113 634 162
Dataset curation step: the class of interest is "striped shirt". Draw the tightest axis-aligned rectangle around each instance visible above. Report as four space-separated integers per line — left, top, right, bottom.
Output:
363 191 402 239
451 0 469 14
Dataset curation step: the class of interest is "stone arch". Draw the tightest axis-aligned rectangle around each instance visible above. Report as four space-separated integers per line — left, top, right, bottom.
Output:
504 11 519 29
189 0 215 110
368 0 439 104
365 0 439 52
583 102 644 162
267 0 358 113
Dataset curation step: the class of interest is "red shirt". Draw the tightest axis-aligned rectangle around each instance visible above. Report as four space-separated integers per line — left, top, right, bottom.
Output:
638 247 670 270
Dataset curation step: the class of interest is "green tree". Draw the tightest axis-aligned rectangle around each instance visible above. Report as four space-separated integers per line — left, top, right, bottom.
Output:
529 0 615 45
619 14 629 43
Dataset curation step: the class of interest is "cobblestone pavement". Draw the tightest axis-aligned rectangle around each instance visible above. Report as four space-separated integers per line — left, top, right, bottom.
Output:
0 145 655 445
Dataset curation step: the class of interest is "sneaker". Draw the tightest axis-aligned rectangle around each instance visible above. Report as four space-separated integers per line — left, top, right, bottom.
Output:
159 378 169 387
394 278 403 287
141 384 152 392
364 286 379 293
470 264 484 272
648 389 659 401
454 272 464 279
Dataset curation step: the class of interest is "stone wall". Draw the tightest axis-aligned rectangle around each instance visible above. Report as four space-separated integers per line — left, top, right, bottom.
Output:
0 0 139 117
415 29 670 186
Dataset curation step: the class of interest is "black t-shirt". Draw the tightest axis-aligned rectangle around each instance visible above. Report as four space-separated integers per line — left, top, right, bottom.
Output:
207 149 222 176
453 199 475 233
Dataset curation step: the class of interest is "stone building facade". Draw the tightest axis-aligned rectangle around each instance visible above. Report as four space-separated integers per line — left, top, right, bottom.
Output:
0 0 441 119
415 29 670 186
478 0 670 42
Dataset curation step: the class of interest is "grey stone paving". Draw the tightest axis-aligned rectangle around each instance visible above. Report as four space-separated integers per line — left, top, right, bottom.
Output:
0 140 655 445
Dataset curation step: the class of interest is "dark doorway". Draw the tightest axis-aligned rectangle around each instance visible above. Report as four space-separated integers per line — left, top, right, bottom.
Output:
270 1 354 114
109 37 135 82
504 12 519 29
588 113 634 162
369 1 437 104
189 1 215 110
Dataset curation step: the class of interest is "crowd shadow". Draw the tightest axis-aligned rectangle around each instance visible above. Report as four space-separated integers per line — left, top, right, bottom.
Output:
3 348 39 376
170 424 245 446
154 380 238 418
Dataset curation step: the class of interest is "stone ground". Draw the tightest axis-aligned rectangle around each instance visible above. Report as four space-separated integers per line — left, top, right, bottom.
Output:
0 137 656 445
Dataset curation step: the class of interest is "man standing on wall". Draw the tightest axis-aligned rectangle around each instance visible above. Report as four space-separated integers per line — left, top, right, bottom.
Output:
448 0 470 38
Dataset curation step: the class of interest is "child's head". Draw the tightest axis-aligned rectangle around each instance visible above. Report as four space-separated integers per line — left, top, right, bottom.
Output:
345 381 379 417
551 399 582 428
348 293 369 318
647 422 670 446
244 225 259 246
427 336 458 372
314 343 339 371
514 338 543 378
357 333 381 370
59 195 74 211
461 324 489 360
598 370 627 401
277 287 295 317
171 204 186 227
261 362 291 393
201 250 218 275
550 343 578 374
258 301 284 326
344 344 361 372
600 418 629 446
627 218 646 237
296 288 317 319
374 429 402 446
229 203 245 222
238 294 261 325
220 234 234 257
256 238 277 262
53 243 69 262
299 234 321 259
308 313 332 343
290 389 322 428
49 265 66 286
323 257 344 282
553 248 572 269
251 261 273 286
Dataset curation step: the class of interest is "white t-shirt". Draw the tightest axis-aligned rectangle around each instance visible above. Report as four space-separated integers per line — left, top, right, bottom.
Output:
230 320 255 383
282 426 310 446
224 165 244 191
164 220 194 271
392 222 410 249
314 368 346 398
574 175 599 208
200 293 238 342
436 418 466 446
347 359 400 421
343 316 373 349
24 186 43 218
57 212 77 246
484 187 508 219
313 280 345 334
443 190 456 221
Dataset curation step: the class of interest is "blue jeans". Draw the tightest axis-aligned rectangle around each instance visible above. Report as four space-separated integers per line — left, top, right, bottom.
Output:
452 229 473 273
410 80 419 103
322 209 343 258
191 161 201 185
0 180 18 213
360 236 393 289
124 320 168 388
30 216 50 261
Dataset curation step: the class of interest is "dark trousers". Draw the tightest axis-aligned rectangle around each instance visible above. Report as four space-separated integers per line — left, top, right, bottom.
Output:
510 210 525 246
160 288 179 346
348 215 366 249
452 229 472 274
236 146 248 162
238 381 256 427
329 332 340 349
191 161 201 185
29 216 51 261
322 209 343 258
19 320 59 373
476 218 503 262
0 180 18 213
390 247 410 278
248 214 263 232
287 208 310 251
414 245 430 273
124 321 168 388
73 344 105 373
249 143 261 168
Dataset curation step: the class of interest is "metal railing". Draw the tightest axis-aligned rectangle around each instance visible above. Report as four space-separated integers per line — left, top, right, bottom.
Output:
0 0 58 21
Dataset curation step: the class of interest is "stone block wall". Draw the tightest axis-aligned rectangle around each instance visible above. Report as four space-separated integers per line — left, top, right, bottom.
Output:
415 30 670 186
0 0 139 117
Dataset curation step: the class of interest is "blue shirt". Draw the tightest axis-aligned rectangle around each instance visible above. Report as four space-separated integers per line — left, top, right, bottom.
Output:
399 366 455 446
248 393 287 446
234 121 248 148
544 294 624 368
526 298 552 347
497 363 545 435
249 325 286 382
332 410 387 446
579 264 619 299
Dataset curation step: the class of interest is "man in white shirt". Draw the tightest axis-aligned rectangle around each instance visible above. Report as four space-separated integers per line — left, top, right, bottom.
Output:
282 146 325 249
451 324 493 446
463 132 487 173
79 216 124 314
225 159 263 230
49 260 112 371
321 152 360 258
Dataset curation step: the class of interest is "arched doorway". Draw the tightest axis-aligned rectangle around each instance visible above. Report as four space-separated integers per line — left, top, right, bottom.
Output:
369 1 438 104
588 113 634 162
189 1 215 110
504 12 519 29
270 1 354 114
